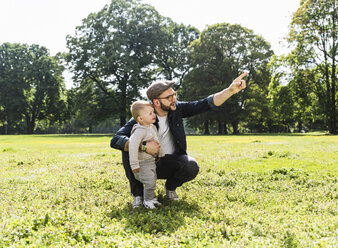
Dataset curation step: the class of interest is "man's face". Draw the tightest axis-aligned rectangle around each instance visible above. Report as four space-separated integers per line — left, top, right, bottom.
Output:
156 88 177 112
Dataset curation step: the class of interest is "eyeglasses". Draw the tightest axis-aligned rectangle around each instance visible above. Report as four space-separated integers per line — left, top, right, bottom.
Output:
156 92 177 101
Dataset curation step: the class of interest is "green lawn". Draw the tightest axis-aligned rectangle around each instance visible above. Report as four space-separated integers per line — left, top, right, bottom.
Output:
0 134 337 247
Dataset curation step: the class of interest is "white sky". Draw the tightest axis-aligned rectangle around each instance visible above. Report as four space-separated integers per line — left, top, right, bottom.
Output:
0 0 300 87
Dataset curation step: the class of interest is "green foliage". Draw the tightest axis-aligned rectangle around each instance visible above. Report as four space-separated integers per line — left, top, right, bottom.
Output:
66 0 165 126
66 0 197 127
269 83 295 130
287 0 337 134
181 23 273 134
0 43 67 134
154 22 200 85
0 134 336 247
267 54 331 133
66 79 115 133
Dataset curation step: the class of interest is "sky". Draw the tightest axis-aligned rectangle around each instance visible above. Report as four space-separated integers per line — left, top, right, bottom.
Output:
0 0 300 87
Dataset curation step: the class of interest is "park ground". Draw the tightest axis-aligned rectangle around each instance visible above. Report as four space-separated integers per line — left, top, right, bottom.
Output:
0 133 337 247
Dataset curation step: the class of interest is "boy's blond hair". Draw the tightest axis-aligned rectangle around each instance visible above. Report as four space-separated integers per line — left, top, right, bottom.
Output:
130 100 154 121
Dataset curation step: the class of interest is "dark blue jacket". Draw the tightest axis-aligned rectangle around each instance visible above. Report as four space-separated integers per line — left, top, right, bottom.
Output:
110 95 216 155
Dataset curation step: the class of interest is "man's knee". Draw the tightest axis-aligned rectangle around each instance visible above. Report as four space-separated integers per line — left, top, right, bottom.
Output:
185 157 199 180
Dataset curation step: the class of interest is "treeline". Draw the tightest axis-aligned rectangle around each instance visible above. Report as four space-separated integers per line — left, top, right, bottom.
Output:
0 0 336 135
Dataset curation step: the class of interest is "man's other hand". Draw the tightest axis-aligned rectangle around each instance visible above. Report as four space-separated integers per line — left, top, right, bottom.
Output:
146 140 160 157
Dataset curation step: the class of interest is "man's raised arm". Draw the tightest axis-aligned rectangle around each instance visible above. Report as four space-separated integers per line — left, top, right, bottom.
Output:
213 72 248 107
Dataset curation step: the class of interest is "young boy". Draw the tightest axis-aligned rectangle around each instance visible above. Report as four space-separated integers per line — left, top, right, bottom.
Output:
129 100 164 209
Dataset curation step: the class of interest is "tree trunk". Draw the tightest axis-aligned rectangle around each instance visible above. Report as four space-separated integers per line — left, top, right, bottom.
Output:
120 115 126 127
330 45 336 134
119 78 127 127
298 121 303 133
232 121 239 134
329 100 337 134
324 62 333 134
26 117 35 134
4 115 8 135
330 0 337 134
218 121 224 135
204 120 210 135
330 85 337 134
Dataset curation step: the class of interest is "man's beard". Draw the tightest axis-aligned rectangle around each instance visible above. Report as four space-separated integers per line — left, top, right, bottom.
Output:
159 101 174 112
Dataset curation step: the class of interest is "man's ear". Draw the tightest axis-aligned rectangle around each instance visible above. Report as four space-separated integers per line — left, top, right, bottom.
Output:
153 99 160 107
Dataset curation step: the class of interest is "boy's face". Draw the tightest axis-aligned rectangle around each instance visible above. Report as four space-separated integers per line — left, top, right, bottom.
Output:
137 106 156 126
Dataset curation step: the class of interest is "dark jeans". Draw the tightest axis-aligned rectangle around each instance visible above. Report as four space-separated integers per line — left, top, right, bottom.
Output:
121 152 199 197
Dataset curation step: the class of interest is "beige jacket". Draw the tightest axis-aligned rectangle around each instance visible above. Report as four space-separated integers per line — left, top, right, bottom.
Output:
128 124 164 171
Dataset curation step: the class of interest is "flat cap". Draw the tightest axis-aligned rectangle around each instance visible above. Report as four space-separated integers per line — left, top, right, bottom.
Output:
146 80 175 100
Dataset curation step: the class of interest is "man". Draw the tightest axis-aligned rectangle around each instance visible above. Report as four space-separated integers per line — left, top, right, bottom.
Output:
110 72 247 207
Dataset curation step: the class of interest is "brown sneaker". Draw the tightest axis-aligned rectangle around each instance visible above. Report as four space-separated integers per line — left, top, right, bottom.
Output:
166 189 179 201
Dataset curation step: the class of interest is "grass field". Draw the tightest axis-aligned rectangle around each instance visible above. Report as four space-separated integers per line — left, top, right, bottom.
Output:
0 134 337 247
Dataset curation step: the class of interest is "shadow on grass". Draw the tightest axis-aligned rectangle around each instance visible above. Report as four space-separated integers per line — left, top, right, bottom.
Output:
107 195 201 234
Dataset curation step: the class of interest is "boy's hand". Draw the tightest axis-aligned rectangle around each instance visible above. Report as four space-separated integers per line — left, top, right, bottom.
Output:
132 168 140 173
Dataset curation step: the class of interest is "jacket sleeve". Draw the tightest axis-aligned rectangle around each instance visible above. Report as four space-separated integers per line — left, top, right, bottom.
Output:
179 95 217 118
110 118 137 151
128 128 145 171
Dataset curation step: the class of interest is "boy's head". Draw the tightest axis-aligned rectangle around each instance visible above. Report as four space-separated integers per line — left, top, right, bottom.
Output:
130 100 156 126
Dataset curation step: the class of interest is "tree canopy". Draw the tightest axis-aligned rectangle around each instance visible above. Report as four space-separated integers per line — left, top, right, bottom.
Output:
66 0 197 127
287 0 337 134
180 23 273 134
0 0 336 134
0 43 67 134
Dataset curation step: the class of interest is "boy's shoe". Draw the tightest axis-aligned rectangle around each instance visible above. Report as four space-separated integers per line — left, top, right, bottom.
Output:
143 200 156 209
152 198 162 206
166 188 179 201
133 196 143 208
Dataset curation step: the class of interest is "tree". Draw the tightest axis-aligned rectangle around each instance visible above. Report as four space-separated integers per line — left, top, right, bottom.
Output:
154 21 199 88
288 0 337 134
68 78 117 133
66 0 172 127
268 82 295 133
288 68 323 131
0 43 67 134
180 23 273 134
